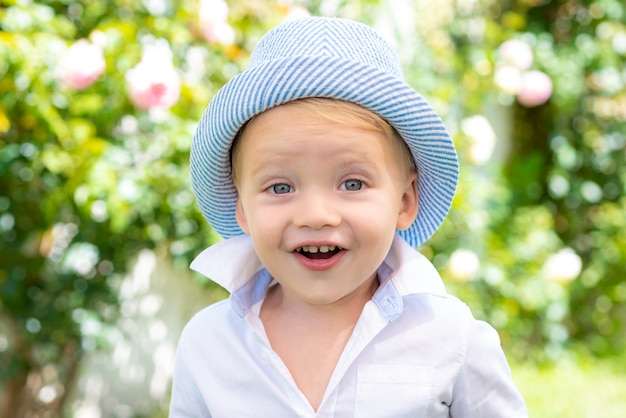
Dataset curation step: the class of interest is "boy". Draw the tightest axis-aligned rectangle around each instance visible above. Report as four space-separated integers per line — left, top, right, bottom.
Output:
170 17 527 417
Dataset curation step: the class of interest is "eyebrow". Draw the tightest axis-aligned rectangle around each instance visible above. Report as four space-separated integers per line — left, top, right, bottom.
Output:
247 152 382 180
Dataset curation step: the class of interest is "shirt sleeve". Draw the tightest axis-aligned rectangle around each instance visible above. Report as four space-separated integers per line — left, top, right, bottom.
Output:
449 319 528 418
169 338 212 418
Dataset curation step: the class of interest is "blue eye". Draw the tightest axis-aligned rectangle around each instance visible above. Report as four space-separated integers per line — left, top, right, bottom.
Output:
342 180 363 191
270 183 293 194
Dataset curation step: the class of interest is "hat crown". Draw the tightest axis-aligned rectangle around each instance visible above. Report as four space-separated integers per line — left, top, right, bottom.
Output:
249 17 403 80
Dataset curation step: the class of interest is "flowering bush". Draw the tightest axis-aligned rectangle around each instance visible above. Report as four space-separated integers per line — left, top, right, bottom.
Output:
433 0 626 362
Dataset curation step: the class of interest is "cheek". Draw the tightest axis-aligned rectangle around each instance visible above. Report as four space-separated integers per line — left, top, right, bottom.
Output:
244 203 286 236
349 207 397 244
354 194 402 225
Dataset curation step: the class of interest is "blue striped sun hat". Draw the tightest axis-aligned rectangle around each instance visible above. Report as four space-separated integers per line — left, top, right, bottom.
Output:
191 16 459 248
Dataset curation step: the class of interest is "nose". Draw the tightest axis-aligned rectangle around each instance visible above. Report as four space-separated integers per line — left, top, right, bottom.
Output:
292 191 341 230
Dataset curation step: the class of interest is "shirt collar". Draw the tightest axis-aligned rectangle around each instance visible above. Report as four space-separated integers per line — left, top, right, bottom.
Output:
190 234 447 318
190 235 269 317
190 234 261 293
382 234 447 296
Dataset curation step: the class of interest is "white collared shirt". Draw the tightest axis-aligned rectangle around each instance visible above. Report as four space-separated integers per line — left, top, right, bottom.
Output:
169 235 527 417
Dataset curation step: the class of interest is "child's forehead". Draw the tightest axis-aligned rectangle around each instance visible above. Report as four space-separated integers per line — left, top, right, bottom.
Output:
241 102 384 142
238 109 400 163
232 98 415 175
244 99 395 139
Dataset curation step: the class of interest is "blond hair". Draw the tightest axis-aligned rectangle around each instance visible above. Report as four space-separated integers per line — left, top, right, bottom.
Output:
231 98 416 184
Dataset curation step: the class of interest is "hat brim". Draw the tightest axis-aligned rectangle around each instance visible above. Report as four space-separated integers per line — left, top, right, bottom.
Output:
191 54 458 248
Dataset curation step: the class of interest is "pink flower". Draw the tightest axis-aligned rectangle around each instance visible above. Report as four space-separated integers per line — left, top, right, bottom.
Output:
198 0 234 44
56 39 105 90
125 42 181 110
517 70 553 107
498 39 533 71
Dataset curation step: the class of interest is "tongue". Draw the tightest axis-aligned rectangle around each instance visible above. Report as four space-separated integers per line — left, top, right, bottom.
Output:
306 252 334 260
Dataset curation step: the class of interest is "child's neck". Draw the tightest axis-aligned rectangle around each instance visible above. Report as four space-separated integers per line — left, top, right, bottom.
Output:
259 277 379 411
270 276 378 317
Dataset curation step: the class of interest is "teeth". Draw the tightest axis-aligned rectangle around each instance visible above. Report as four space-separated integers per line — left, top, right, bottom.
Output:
297 245 339 253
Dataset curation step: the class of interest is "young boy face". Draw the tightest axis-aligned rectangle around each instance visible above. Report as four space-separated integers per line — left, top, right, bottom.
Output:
233 103 418 308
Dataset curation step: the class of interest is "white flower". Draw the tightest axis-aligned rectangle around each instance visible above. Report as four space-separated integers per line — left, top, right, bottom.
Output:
447 248 480 281
498 39 533 70
460 115 496 165
56 39 105 90
543 248 582 283
63 242 100 276
612 31 626 55
198 0 235 44
143 0 168 16
494 65 522 94
285 5 311 21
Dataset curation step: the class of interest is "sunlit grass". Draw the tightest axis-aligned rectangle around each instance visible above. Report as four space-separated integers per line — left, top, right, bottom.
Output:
511 355 626 417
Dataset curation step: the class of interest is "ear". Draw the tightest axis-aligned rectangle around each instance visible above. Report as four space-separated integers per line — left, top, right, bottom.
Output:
396 172 419 231
235 197 250 234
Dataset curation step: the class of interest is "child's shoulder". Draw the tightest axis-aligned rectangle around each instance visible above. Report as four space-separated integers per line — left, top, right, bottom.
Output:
402 292 480 340
408 290 472 315
422 292 473 316
179 298 235 342
400 292 505 367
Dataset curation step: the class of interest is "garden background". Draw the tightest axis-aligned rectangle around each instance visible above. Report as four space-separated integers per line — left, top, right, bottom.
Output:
1 0 625 416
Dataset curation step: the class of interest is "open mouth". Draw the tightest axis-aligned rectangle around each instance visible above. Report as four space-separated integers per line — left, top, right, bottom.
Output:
295 245 343 260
